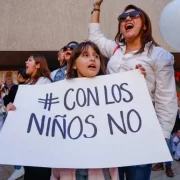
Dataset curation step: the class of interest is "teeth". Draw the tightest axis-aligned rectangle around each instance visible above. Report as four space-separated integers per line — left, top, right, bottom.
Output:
126 23 133 26
125 23 134 30
89 65 95 68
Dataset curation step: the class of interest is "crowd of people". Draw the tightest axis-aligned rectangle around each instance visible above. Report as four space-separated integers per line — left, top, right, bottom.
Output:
0 0 179 179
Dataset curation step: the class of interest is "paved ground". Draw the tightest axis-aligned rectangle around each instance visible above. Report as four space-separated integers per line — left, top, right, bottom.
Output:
0 161 180 180
151 160 180 180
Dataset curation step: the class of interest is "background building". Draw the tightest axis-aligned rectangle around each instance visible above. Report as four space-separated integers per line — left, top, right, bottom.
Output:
0 0 179 71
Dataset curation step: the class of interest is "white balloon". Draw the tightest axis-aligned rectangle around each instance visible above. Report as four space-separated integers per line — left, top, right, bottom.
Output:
160 0 180 51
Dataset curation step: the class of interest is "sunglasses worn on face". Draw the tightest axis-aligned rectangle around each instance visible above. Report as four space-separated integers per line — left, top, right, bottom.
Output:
62 44 77 52
118 10 141 22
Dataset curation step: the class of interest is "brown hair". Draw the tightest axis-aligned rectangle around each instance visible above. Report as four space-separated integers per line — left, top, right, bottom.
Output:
66 41 106 79
26 54 52 84
115 4 158 54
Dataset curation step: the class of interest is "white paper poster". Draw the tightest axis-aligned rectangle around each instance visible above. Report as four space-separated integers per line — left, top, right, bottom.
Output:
0 70 172 168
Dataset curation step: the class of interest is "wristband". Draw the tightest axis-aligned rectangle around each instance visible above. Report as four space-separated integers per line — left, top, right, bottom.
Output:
91 8 100 14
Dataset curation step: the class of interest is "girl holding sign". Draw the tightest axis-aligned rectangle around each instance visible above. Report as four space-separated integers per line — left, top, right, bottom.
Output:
7 54 52 180
50 41 145 180
89 0 177 179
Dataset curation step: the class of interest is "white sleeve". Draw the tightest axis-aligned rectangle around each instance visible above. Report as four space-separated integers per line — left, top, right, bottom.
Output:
50 70 57 81
88 23 117 59
154 49 178 139
43 78 52 84
50 72 54 81
35 77 52 85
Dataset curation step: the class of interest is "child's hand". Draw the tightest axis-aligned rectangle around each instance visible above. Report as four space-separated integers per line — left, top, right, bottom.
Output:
4 88 9 95
135 64 146 77
6 103 16 112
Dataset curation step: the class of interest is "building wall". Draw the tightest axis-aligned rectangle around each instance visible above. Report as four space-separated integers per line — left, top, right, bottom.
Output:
0 0 177 52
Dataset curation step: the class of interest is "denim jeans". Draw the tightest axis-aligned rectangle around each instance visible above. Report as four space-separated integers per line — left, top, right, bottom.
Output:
2 112 7 121
76 169 111 180
103 168 111 180
76 169 88 180
118 164 152 180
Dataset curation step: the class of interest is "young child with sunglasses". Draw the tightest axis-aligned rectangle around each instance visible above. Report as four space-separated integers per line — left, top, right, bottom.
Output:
50 41 146 180
89 0 177 179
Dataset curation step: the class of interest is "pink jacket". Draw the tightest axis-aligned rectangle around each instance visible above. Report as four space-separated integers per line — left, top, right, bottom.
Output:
51 168 119 180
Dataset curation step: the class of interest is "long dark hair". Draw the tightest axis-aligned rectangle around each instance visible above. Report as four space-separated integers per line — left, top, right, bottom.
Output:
18 68 29 80
66 41 106 79
115 4 158 54
26 54 52 84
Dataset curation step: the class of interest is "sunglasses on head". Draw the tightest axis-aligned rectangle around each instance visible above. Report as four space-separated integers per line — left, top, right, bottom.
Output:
62 44 77 51
118 10 141 22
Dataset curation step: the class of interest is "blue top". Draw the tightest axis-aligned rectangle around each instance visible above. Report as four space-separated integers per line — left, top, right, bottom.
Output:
53 65 67 82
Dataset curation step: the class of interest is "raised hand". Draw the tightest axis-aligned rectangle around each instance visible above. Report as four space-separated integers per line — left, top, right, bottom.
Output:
4 88 9 95
91 0 103 23
93 0 103 7
64 50 72 62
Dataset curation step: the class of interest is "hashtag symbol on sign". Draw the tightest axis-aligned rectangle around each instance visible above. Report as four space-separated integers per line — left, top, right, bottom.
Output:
38 93 59 111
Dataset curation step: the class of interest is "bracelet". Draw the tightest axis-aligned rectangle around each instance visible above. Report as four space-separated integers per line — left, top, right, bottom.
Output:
91 8 100 14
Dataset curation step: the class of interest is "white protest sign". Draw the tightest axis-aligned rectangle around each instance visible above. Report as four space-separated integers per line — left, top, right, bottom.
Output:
0 70 172 168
